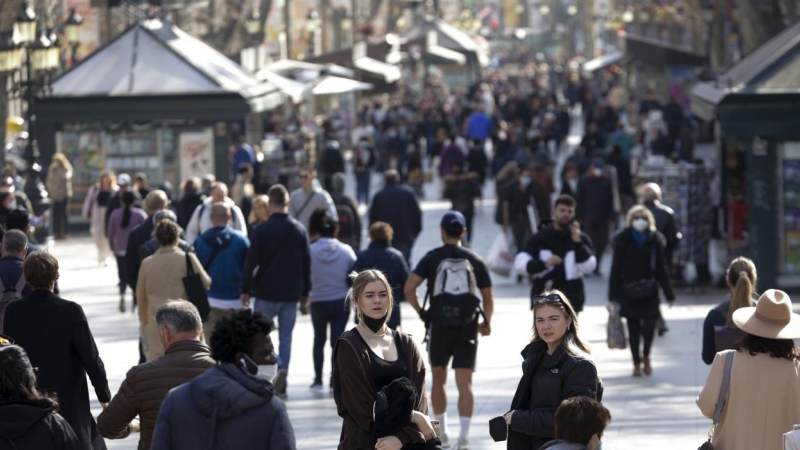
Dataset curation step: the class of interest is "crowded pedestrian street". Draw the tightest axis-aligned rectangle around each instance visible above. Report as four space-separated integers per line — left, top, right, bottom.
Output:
47 175 717 450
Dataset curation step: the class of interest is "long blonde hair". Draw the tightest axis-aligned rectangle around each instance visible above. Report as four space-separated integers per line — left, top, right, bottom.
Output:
346 269 394 322
249 194 269 225
98 170 116 190
532 289 592 357
725 257 757 327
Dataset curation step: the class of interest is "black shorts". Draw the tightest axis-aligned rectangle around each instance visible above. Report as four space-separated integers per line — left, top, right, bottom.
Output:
428 320 479 370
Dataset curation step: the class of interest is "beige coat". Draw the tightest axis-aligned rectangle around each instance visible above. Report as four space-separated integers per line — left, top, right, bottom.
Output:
45 163 73 202
698 349 800 450
136 246 211 361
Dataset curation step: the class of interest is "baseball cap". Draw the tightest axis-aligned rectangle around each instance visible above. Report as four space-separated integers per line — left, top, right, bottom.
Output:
118 173 131 185
440 210 467 232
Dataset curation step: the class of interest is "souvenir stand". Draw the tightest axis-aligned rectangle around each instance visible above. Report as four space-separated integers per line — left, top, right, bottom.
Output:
636 159 713 287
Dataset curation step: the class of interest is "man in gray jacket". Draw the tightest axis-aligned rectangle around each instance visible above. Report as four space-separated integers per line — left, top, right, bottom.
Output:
288 168 336 231
151 309 295 450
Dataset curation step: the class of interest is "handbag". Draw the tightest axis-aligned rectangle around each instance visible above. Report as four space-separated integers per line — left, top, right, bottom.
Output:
182 252 211 321
784 424 800 450
698 351 734 450
624 246 658 301
606 302 627 349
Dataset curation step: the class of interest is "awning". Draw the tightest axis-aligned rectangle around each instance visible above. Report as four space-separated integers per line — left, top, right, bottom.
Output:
625 34 706 68
313 76 374 95
426 45 467 66
582 51 624 73
353 57 402 84
689 20 800 124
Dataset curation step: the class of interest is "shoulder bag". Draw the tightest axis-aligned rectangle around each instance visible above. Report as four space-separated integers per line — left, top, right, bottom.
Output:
698 351 734 450
182 252 211 321
624 245 658 301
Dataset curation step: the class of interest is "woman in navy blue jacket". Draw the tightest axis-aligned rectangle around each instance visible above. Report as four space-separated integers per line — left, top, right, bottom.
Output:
701 257 757 364
350 222 410 329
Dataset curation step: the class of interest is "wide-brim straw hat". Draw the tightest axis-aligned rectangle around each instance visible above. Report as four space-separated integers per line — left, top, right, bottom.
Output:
733 289 800 339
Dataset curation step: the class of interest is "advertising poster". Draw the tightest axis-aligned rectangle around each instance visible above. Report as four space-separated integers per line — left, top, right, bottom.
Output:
180 130 215 180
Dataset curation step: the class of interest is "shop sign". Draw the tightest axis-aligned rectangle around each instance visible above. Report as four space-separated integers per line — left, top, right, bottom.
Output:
180 130 215 179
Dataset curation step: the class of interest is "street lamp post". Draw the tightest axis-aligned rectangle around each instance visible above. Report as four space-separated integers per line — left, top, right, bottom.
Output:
65 8 84 66
0 1 84 214
702 0 715 66
305 9 321 58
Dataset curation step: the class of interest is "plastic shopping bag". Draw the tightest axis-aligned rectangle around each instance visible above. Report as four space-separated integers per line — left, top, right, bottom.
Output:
487 232 514 277
607 302 627 350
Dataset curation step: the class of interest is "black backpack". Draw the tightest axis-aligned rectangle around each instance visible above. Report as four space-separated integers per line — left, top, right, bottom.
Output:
424 255 484 327
336 203 358 244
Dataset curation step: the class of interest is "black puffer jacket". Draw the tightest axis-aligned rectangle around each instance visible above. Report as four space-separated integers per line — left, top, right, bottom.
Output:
0 399 81 450
608 228 675 319
520 220 596 312
151 363 295 450
507 341 603 450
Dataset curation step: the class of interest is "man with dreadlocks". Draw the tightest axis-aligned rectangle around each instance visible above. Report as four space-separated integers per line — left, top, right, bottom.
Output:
150 309 296 450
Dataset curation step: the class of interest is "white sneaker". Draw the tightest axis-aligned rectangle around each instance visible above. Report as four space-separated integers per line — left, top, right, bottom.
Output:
456 438 471 450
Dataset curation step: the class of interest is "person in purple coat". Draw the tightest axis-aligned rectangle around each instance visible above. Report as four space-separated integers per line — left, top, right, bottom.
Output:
107 191 148 312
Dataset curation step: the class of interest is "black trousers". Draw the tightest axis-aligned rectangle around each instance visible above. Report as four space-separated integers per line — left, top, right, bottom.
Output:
584 219 609 272
52 200 69 237
115 254 127 296
627 317 657 365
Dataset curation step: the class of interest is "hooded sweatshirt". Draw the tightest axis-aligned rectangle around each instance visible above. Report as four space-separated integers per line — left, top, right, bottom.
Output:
150 363 295 450
309 237 357 302
194 226 250 305
0 399 81 450
539 440 589 450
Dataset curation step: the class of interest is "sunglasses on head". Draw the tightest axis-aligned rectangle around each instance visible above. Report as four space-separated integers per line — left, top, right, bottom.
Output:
532 293 563 305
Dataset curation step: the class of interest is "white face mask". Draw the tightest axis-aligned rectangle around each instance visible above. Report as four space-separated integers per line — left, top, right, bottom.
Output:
632 218 649 232
521 176 532 187
241 355 278 382
592 168 604 177
255 364 278 382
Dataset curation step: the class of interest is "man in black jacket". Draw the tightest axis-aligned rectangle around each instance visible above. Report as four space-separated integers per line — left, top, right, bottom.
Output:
4 253 111 450
240 184 310 399
369 170 422 264
641 183 680 271
576 158 614 276
515 195 597 312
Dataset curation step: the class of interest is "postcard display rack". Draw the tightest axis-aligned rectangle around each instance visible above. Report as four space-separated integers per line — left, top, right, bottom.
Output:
637 161 712 273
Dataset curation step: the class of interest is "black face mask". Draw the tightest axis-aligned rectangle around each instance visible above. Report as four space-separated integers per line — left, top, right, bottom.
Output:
362 312 387 333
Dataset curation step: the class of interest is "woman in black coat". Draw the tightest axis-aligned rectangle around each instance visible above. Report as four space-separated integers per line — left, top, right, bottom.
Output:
504 290 603 450
0 344 81 450
3 253 111 450
609 206 676 377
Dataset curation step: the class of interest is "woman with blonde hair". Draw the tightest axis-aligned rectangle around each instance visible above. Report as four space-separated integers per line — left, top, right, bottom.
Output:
248 194 269 234
332 269 438 450
609 205 675 376
82 170 117 264
504 290 603 450
701 257 757 364
46 153 73 240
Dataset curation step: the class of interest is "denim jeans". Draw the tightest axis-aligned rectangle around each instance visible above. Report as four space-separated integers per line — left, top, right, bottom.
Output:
355 171 371 205
310 300 350 383
255 299 298 372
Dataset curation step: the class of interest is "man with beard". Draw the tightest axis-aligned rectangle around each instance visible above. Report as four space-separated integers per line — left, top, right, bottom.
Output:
513 195 597 313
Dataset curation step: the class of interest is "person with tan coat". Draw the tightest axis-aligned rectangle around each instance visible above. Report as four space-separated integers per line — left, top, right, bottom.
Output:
46 153 73 240
97 300 214 450
137 220 210 361
697 289 800 450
